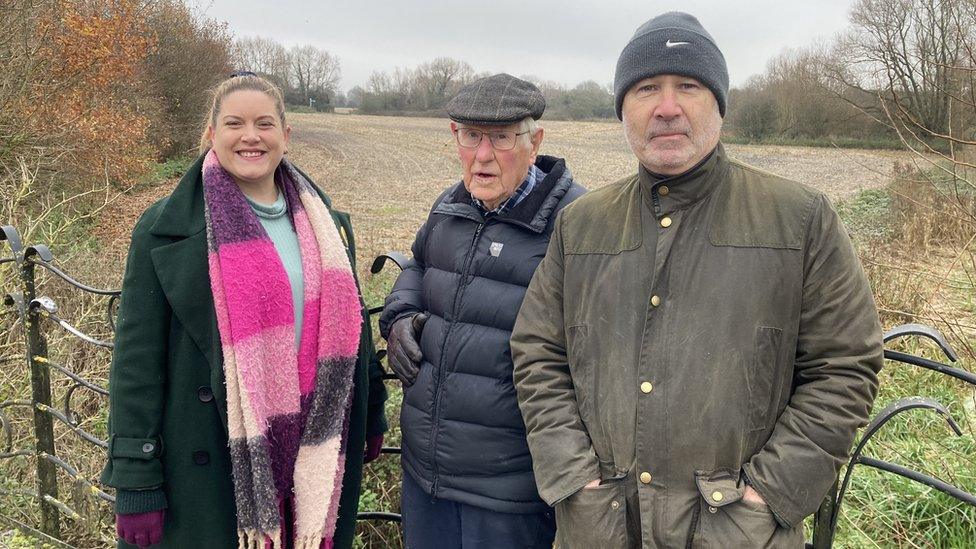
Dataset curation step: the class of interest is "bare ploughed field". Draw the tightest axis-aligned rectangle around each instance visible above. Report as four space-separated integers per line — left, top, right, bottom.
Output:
101 113 910 274
284 113 909 275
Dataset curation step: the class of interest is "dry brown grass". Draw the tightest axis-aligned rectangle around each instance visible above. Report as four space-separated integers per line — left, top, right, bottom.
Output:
865 162 976 356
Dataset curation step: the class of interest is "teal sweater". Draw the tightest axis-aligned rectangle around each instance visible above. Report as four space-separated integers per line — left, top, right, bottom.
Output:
247 190 305 348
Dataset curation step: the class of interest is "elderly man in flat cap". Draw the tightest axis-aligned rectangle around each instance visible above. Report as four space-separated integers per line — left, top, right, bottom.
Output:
511 12 883 548
379 73 585 548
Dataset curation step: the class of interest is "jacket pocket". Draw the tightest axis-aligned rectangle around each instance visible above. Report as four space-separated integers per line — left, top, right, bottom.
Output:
746 326 785 434
689 469 799 549
555 480 630 549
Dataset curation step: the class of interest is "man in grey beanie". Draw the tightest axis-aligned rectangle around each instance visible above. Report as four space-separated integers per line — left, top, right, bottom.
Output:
512 11 882 548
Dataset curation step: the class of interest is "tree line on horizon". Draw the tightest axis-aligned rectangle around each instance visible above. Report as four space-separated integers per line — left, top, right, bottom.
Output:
232 37 618 121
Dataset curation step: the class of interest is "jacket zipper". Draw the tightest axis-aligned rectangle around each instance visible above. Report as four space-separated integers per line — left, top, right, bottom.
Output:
429 220 487 497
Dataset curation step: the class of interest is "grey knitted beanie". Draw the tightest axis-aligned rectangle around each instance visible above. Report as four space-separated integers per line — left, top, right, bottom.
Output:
613 12 729 119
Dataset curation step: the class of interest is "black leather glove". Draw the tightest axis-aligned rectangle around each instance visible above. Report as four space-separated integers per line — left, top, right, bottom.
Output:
387 313 428 387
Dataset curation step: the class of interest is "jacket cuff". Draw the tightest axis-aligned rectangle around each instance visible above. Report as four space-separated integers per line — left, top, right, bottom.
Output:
100 435 165 490
541 457 601 507
741 462 795 528
115 488 167 514
379 308 420 339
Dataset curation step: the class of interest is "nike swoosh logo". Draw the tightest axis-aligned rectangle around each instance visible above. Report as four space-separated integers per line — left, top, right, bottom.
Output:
666 39 690 47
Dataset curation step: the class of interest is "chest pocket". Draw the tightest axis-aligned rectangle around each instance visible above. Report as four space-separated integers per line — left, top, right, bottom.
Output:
706 166 816 251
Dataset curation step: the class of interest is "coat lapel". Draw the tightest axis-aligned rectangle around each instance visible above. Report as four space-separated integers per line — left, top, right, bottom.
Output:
148 155 228 432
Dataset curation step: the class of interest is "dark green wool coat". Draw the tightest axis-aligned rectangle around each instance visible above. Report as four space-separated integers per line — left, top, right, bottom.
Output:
99 155 388 548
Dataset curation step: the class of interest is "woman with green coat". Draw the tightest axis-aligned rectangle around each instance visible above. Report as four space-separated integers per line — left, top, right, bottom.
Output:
100 73 388 549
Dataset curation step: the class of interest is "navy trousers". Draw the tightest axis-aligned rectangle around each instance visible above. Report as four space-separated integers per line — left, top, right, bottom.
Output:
401 473 556 549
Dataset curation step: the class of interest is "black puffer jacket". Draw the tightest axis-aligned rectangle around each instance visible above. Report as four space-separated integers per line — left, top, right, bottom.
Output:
380 155 585 513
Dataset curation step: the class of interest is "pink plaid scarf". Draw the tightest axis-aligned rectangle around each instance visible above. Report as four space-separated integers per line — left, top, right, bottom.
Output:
202 150 362 548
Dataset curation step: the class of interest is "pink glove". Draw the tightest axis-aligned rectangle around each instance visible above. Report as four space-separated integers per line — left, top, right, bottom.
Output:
116 510 165 547
364 434 384 464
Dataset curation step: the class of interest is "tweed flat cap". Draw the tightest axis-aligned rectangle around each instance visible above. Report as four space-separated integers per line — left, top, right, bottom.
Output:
447 73 546 126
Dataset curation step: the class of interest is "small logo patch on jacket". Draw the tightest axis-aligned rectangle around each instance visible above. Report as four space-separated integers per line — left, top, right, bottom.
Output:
490 242 504 257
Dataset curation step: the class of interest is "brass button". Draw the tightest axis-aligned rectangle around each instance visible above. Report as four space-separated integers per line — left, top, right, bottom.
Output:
639 472 652 484
650 295 661 307
640 382 653 394
611 500 620 510
658 185 670 196
711 490 724 502
660 216 672 228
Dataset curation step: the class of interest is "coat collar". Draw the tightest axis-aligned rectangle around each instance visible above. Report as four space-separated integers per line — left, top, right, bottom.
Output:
149 154 207 238
638 143 730 215
433 155 575 233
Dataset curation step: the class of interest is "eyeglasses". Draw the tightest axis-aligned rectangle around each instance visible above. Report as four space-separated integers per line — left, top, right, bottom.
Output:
229 70 258 78
454 128 529 151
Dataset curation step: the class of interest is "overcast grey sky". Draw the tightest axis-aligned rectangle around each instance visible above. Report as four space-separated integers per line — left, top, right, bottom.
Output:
192 0 855 92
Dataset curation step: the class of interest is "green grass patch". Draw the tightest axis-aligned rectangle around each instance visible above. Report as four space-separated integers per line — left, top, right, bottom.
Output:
837 188 894 241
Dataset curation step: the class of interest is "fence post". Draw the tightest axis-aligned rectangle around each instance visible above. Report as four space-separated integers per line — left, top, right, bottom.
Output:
20 254 61 539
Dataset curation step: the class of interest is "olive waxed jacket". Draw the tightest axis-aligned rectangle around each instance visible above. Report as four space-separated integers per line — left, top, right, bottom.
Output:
511 145 883 548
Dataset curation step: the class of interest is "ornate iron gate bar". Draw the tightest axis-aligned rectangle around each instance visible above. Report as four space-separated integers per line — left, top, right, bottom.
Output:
349 252 414 527
1 224 117 544
810 325 976 548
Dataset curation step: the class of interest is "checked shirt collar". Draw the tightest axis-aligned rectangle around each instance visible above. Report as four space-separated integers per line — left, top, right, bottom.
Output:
473 164 545 216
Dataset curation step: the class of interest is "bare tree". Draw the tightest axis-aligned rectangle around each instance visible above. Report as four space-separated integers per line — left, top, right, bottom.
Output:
836 0 973 137
145 0 234 156
234 36 289 87
289 45 341 106
346 85 365 108
362 68 415 111
414 57 473 109
847 0 976 358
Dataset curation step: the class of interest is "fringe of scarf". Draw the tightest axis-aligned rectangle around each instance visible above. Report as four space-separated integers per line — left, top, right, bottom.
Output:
202 150 362 548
